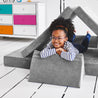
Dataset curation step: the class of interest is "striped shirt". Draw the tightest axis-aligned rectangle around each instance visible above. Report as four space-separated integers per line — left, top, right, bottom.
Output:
40 41 79 61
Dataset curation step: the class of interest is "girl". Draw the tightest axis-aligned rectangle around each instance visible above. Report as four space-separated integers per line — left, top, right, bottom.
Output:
40 17 91 61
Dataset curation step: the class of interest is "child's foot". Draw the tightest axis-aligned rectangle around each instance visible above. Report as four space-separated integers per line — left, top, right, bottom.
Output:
86 31 91 41
74 30 76 33
87 31 91 34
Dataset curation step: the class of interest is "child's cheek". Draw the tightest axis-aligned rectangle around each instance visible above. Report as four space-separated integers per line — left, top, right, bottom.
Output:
52 40 54 44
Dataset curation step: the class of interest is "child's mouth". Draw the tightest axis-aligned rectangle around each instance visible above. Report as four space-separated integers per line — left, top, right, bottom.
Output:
54 43 59 46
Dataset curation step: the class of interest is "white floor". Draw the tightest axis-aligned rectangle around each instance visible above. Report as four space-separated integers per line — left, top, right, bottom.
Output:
0 37 98 98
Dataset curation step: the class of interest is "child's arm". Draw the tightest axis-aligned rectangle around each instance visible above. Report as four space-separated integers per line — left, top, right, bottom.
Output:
56 48 67 55
60 49 78 61
40 48 56 58
56 44 79 61
40 42 56 58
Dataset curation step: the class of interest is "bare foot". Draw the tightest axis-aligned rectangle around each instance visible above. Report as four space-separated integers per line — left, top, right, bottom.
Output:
74 30 76 33
86 31 91 39
87 31 90 34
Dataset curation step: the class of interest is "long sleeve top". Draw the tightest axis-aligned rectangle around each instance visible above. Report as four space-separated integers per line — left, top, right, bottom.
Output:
40 41 79 61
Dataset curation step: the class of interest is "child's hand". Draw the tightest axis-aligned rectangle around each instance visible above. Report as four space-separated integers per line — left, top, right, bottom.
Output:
56 48 67 55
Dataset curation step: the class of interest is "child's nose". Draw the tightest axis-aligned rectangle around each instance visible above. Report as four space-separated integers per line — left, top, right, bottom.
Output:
54 39 58 42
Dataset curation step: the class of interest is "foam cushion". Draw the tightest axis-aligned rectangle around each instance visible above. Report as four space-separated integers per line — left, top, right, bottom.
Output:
74 36 98 48
29 50 84 88
84 48 98 76
74 7 98 35
4 47 32 69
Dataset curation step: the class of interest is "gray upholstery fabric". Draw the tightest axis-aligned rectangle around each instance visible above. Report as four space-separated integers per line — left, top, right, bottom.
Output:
74 36 98 48
84 48 98 76
59 7 75 20
29 50 84 88
74 7 98 35
4 47 32 69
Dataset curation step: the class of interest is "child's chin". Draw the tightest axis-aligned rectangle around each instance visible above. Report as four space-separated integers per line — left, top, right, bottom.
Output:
54 46 60 49
53 44 61 49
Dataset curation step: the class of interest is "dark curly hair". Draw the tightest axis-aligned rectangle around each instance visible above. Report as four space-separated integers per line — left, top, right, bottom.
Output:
49 17 75 42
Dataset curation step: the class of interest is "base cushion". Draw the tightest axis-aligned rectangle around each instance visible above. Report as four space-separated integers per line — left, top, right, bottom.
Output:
29 50 84 88
84 48 98 76
4 47 32 69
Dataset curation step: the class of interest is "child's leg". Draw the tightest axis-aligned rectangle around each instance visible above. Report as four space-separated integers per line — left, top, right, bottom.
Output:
72 43 84 53
72 30 76 42
81 33 91 53
72 34 76 42
70 34 76 42
72 33 91 53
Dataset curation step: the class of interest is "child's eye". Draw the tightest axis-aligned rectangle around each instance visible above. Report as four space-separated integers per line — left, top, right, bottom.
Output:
58 37 62 40
51 37 56 39
51 37 65 40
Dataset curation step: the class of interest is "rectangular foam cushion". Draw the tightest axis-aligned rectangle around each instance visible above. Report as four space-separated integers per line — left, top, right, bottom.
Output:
74 7 98 35
4 47 32 69
29 50 84 88
84 48 98 76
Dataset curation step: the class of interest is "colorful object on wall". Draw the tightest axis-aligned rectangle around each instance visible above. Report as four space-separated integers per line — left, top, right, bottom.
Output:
0 3 45 38
0 4 12 14
0 25 13 35
13 15 36 25
16 0 22 2
27 0 32 2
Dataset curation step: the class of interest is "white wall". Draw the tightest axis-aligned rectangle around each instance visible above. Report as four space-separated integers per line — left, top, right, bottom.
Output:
45 0 60 27
66 0 98 36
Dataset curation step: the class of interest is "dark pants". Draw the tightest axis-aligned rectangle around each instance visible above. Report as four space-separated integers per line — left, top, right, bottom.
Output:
72 34 91 53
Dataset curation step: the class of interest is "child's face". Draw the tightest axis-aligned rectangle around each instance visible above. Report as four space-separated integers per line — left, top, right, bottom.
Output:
52 29 68 49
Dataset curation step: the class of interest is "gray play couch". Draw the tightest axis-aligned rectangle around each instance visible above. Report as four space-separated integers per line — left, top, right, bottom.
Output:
29 50 84 88
4 35 98 88
4 7 98 88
